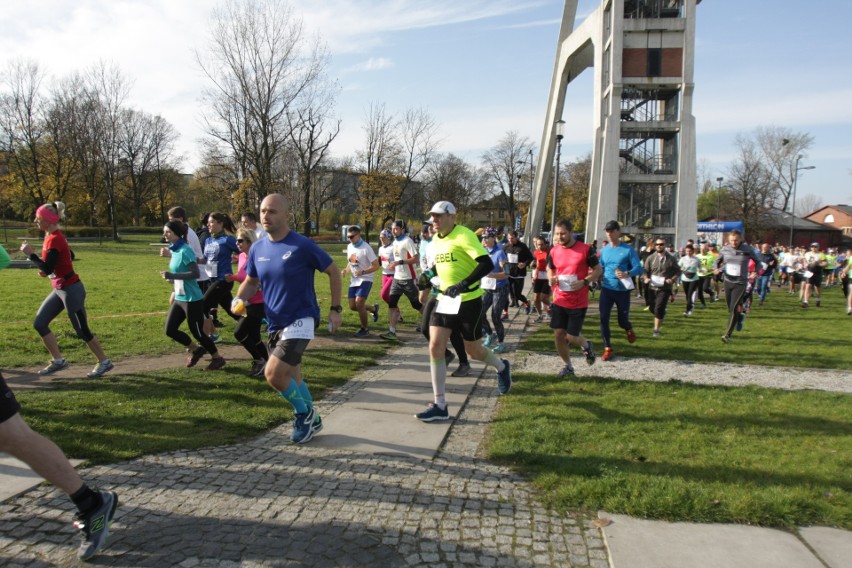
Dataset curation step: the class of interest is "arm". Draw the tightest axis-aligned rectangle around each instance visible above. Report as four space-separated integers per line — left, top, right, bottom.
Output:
627 247 644 278
235 274 261 304
27 248 59 275
323 260 343 332
444 255 493 297
163 262 200 281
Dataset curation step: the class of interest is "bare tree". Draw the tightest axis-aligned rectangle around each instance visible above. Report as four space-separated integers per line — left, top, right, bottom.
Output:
425 153 488 214
398 106 440 217
481 131 532 225
0 59 48 208
755 125 814 213
197 0 328 201
727 134 777 237
357 102 400 175
796 194 824 218
86 61 132 239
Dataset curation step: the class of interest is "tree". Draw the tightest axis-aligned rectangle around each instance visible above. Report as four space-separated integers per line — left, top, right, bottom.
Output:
481 131 532 225
727 134 777 236
357 102 400 175
397 106 440 218
557 154 592 233
754 126 814 213
357 172 404 239
425 153 488 213
796 193 824 218
198 0 328 201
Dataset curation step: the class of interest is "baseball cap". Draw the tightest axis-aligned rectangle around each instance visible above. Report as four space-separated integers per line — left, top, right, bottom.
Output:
380 229 392 239
604 220 620 232
428 201 456 215
810 242 819 247
483 226 498 239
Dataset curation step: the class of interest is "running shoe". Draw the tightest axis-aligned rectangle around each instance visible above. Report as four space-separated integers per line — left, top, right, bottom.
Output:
736 314 744 332
379 331 398 341
582 341 596 366
451 363 471 377
652 330 661 337
626 328 636 344
496 359 512 395
415 402 450 422
643 306 650 311
205 356 226 371
353 328 370 338
501 310 509 321
684 311 692 317
75 490 119 560
372 303 380 322
311 411 323 435
213 319 224 328
87 359 114 378
524 302 531 315
249 359 267 377
815 298 821 307
482 333 494 348
291 407 317 444
415 325 422 333
210 333 221 344
39 359 69 376
534 314 544 323
186 346 206 368
493 342 507 354
721 334 730 344
557 363 575 378
602 347 614 362
446 350 455 367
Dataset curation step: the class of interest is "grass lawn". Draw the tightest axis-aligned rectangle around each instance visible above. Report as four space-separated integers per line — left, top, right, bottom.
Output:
488 284 852 529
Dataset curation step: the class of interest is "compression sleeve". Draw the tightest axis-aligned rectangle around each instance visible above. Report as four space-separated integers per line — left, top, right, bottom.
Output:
29 248 59 274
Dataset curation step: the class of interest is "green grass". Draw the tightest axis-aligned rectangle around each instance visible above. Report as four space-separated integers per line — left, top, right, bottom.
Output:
488 284 852 528
0 236 417 367
16 343 386 464
488 374 851 528
521 285 852 369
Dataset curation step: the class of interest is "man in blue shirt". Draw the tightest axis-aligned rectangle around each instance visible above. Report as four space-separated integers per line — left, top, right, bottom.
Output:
597 221 643 361
233 193 342 444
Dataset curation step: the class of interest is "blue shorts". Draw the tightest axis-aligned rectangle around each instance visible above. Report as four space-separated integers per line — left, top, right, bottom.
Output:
348 280 374 299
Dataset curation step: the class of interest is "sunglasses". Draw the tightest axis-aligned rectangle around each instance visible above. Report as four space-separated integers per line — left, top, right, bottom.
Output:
655 243 665 246
236 239 245 243
347 234 358 239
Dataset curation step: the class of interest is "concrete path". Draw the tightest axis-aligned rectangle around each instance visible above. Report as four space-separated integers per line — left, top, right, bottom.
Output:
1 308 849 567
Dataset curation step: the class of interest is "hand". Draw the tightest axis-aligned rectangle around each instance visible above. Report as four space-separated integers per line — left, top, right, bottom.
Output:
444 279 468 298
159 247 170 258
351 267 362 278
417 271 432 291
224 273 234 283
160 271 172 281
614 269 625 279
20 241 33 256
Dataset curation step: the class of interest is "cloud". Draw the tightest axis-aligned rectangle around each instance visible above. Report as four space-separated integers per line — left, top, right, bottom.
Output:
348 57 395 73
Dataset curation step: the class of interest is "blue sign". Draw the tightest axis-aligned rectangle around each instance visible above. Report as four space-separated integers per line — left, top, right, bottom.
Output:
515 215 522 230
697 221 743 233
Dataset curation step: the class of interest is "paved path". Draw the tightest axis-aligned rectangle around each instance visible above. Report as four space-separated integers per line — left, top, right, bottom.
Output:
1 307 849 567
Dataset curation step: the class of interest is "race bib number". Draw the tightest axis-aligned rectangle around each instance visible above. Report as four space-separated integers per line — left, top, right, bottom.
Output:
725 263 741 277
279 317 315 340
619 277 635 291
557 274 577 291
204 263 218 278
651 275 666 286
436 294 462 314
481 276 497 290
536 270 548 280
507 253 519 264
173 279 185 296
802 270 813 279
349 277 363 287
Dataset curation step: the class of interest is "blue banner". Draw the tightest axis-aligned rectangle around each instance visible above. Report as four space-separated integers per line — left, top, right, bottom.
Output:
697 221 743 233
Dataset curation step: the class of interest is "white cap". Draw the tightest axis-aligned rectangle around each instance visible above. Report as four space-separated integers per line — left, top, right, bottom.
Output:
428 201 456 215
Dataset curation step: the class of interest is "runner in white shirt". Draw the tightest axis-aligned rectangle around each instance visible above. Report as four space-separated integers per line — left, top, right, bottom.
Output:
342 225 380 337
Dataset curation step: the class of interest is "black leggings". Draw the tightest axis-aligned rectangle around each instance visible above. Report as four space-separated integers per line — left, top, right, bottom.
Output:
203 280 239 321
234 303 268 361
682 279 702 312
509 277 528 306
421 295 469 365
165 300 217 354
724 281 747 337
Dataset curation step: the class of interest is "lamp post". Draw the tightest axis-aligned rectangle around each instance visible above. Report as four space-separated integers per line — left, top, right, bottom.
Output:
551 120 565 238
715 176 723 220
788 156 815 248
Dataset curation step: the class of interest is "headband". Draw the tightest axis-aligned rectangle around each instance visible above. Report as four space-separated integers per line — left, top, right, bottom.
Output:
36 205 61 225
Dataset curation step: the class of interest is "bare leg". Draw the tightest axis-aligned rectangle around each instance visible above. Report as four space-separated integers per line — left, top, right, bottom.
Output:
41 332 63 360
0 414 83 496
86 337 108 362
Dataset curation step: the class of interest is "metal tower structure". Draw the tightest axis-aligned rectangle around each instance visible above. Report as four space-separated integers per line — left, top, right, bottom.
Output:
525 0 700 248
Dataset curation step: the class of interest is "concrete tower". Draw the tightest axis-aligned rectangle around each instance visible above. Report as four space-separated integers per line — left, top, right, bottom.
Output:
525 0 700 248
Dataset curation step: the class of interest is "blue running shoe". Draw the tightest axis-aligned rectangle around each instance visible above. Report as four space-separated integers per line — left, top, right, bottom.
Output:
735 314 744 332
482 333 493 348
415 403 449 422
291 407 316 444
353 328 370 338
497 358 512 395
582 341 596 366
372 303 380 323
310 410 323 435
75 490 119 560
558 364 575 378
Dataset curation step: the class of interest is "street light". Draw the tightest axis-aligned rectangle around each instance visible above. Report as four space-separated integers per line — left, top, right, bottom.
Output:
551 120 565 238
715 176 723 220
788 156 815 248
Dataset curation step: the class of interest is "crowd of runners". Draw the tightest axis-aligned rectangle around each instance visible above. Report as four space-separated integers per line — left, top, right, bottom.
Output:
1 197 851 560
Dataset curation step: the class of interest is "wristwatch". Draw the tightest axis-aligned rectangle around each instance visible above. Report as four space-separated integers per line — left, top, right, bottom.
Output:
330 305 343 313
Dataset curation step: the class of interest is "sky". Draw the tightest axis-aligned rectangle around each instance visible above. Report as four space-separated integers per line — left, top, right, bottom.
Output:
2 0 851 208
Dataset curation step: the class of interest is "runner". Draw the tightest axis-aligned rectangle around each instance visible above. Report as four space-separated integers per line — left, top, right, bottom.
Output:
227 228 269 375
714 230 762 343
531 235 552 322
380 220 422 341
414 201 512 422
201 212 241 340
642 238 681 337
479 227 510 353
342 225 380 337
232 193 342 444
678 244 702 316
546 218 600 377
597 220 642 360
377 229 395 310
160 220 224 370
20 201 114 378
504 230 534 314
802 243 827 308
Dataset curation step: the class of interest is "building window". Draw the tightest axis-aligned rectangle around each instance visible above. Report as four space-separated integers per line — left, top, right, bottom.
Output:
824 214 835 223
